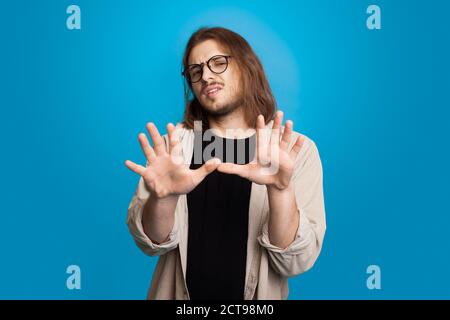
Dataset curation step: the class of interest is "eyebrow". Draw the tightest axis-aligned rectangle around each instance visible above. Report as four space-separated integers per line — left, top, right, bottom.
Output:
189 53 227 66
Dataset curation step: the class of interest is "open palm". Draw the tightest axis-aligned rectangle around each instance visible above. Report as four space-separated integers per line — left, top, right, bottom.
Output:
125 122 220 199
217 111 304 190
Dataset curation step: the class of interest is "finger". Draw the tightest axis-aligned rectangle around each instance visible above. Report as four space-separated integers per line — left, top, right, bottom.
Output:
289 135 305 159
217 162 250 179
257 114 266 129
124 160 146 176
191 158 221 185
167 123 176 153
256 114 269 163
146 122 166 156
168 123 182 158
280 120 293 151
138 133 156 162
270 110 283 146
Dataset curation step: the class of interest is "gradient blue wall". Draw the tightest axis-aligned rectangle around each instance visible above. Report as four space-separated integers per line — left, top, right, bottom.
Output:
0 0 449 299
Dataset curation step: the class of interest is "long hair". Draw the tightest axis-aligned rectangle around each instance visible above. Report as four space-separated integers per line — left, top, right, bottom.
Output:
181 27 277 129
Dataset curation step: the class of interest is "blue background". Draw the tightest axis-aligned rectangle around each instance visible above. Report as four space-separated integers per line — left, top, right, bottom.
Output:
0 0 449 299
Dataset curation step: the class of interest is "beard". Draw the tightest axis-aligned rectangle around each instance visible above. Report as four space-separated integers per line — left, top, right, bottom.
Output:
200 92 244 119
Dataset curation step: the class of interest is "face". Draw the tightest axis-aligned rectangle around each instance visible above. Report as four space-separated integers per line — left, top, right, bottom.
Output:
188 40 243 117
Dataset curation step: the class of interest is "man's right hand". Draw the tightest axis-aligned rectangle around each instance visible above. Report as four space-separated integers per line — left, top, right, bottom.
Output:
125 122 221 199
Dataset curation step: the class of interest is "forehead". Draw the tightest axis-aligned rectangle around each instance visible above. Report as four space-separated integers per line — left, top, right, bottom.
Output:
188 39 228 65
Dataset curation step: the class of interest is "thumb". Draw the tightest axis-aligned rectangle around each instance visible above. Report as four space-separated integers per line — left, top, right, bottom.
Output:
191 157 221 184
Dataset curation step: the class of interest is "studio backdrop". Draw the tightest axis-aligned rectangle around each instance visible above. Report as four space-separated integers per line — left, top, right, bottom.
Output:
0 0 449 299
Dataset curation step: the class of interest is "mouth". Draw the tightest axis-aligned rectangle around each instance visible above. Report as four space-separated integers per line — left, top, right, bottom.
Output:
203 84 223 98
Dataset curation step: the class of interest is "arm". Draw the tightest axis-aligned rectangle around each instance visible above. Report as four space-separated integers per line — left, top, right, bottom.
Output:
126 162 180 257
266 183 299 249
258 137 326 277
142 192 179 244
125 122 220 256
126 127 179 256
216 111 326 277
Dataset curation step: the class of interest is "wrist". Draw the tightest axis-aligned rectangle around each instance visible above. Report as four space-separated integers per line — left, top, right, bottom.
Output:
153 192 179 202
267 181 294 194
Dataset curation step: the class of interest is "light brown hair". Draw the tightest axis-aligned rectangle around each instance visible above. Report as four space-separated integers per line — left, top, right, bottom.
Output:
181 27 277 129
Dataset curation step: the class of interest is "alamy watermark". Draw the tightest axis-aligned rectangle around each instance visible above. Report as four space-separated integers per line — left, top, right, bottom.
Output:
367 5 381 30
66 5 81 30
66 265 81 290
366 265 381 290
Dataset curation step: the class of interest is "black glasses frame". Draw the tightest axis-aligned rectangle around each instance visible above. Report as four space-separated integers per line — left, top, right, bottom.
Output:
181 55 232 83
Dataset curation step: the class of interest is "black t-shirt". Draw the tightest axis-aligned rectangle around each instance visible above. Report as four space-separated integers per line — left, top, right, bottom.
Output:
186 130 256 300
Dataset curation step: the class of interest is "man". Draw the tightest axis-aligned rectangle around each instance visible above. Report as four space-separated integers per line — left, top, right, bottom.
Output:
125 27 326 300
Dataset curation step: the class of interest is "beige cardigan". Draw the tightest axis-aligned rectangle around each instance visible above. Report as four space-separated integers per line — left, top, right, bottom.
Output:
126 121 326 299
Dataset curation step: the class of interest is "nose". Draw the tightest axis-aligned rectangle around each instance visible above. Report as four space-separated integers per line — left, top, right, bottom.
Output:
201 64 215 83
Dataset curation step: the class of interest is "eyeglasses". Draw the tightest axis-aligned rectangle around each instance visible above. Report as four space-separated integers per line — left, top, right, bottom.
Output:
182 55 232 83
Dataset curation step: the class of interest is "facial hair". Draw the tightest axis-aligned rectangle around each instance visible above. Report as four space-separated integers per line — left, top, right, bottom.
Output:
201 86 244 119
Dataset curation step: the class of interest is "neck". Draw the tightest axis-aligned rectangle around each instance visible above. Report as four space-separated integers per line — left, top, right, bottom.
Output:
207 108 255 139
